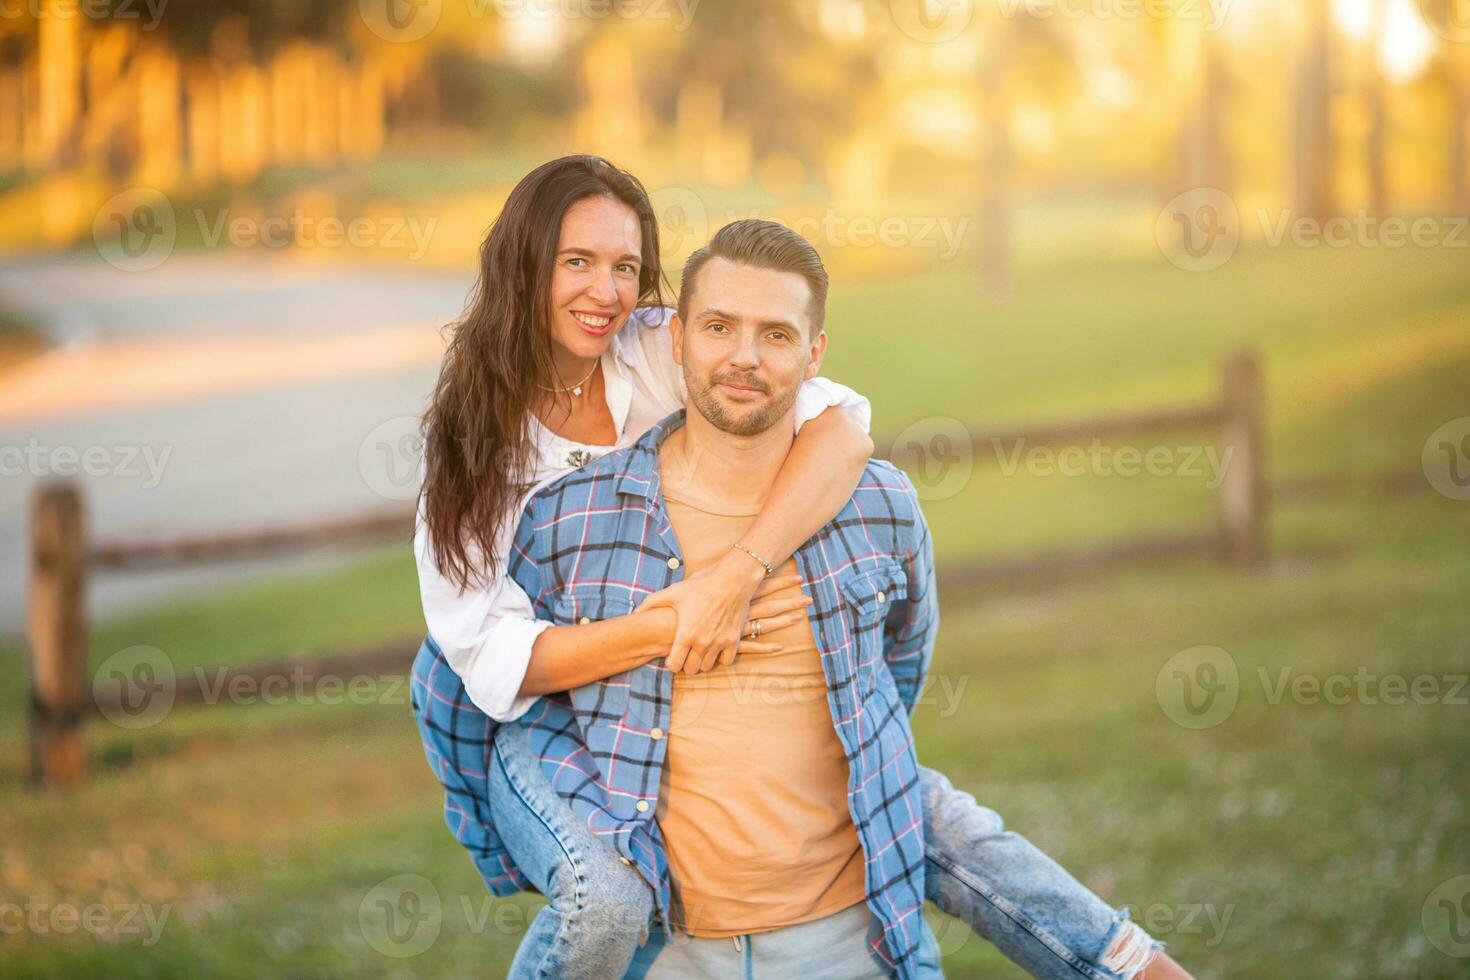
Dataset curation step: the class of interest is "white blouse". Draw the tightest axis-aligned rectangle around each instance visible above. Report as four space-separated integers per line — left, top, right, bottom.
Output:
413 307 872 722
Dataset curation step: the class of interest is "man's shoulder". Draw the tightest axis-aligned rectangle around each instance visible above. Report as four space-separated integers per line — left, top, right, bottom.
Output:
852 459 922 513
825 459 926 553
856 458 915 492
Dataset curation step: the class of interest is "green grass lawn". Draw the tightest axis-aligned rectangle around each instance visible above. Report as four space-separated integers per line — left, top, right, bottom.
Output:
1 239 1467 978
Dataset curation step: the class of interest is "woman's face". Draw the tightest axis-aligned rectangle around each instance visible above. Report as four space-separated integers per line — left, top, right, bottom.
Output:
546 194 645 363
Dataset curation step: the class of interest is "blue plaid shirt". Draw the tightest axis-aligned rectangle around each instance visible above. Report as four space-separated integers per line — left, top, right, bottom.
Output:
414 410 939 978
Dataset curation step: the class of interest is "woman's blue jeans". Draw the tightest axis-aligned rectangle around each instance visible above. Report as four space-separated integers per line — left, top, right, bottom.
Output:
486 717 1159 980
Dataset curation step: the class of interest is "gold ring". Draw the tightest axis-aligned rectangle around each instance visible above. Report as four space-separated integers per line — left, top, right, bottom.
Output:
748 619 762 639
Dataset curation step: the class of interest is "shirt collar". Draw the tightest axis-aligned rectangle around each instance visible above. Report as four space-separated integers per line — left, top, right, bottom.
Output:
600 344 633 437
602 305 663 437
614 409 686 498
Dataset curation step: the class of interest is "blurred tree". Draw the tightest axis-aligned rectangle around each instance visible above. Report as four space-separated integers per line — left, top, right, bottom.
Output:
975 11 1078 299
1147 11 1231 199
976 14 1013 300
1421 0 1470 213
421 47 577 141
1294 0 1336 222
662 1 880 177
1364 0 1389 216
1457 48 1470 215
36 1 80 170
123 0 344 56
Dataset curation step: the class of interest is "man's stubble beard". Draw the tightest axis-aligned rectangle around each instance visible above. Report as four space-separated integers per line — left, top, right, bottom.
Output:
686 373 802 437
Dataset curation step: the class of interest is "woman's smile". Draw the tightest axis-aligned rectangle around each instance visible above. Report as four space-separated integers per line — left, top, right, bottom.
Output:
570 310 617 336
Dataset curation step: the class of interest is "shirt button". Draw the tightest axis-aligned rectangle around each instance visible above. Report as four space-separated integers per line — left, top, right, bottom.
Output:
877 591 886 603
650 727 664 740
636 800 650 813
667 557 681 570
578 616 591 625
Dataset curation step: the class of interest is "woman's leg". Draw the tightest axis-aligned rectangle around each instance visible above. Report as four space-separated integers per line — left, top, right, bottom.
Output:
410 636 654 979
490 717 655 980
411 636 530 896
920 766 1165 980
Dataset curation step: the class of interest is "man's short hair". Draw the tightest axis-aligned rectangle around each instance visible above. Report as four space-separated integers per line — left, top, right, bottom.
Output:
677 219 829 334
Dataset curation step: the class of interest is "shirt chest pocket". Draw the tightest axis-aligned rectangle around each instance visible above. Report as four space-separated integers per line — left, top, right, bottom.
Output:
837 560 908 697
552 587 636 626
549 587 654 753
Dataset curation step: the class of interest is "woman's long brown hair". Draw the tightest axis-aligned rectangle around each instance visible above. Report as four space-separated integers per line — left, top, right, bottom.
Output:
419 155 665 590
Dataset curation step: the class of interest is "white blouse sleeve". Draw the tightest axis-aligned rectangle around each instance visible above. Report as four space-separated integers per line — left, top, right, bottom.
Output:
620 306 873 434
413 490 551 723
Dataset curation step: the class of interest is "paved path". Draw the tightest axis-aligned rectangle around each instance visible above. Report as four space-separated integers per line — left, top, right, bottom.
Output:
0 253 475 636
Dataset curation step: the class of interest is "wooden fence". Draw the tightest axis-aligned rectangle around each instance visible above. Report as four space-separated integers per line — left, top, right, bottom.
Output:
25 351 1265 788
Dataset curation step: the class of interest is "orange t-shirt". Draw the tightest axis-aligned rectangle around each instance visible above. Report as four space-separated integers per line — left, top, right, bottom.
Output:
655 486 868 938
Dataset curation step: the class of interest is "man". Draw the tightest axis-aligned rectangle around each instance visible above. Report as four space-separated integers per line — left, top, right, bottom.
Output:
488 220 1192 978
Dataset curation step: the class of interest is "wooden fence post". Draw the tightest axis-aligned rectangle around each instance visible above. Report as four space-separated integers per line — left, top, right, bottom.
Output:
1220 351 1267 566
28 482 88 787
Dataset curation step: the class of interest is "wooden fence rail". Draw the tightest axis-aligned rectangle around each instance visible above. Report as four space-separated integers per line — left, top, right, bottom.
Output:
26 351 1266 788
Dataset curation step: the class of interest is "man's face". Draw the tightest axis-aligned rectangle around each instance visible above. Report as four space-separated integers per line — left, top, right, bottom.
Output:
671 258 826 437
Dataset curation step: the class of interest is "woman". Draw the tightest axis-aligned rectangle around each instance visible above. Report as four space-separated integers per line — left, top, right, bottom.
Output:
410 155 1184 979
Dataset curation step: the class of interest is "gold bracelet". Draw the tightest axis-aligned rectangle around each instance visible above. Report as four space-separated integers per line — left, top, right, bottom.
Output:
731 542 774 578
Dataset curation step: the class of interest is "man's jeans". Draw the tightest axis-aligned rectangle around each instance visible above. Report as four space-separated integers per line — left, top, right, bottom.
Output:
625 901 893 979
486 718 1159 979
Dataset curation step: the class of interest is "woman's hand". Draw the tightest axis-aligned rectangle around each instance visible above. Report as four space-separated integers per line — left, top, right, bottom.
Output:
638 554 810 674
